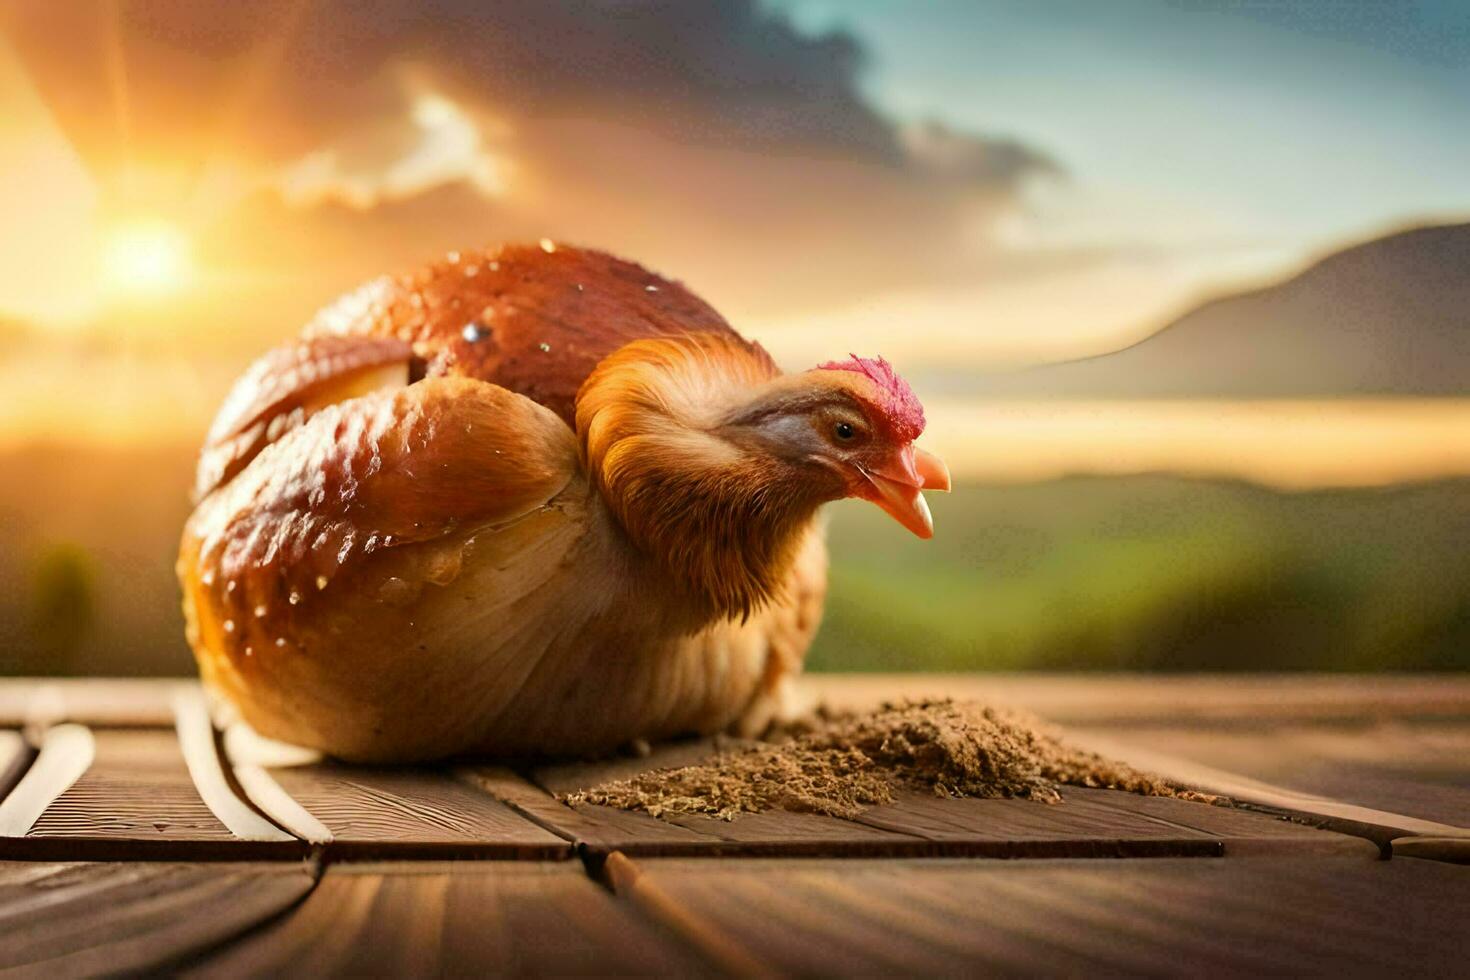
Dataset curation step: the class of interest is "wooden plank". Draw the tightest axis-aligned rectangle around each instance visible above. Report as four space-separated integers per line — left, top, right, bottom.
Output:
527 738 735 794
513 734 1372 859
856 790 1215 843
463 766 761 855
468 765 740 858
1074 730 1470 847
219 713 569 858
261 763 572 859
523 746 936 857
655 808 926 851
2 729 300 860
605 856 1470 976
849 791 1223 859
601 853 767 976
0 861 316 976
1072 722 1470 828
182 862 712 976
856 785 1371 859
528 746 930 856
1062 787 1379 857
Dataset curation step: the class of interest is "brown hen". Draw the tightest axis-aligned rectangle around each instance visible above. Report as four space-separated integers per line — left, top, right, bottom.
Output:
178 244 948 761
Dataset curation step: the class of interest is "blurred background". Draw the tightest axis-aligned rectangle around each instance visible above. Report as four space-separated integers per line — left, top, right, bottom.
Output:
1 0 1467 676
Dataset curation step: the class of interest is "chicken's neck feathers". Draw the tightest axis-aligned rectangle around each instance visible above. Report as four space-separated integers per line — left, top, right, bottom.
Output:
577 334 821 624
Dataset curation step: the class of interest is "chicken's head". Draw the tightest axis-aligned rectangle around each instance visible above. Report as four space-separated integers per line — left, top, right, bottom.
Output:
725 354 951 538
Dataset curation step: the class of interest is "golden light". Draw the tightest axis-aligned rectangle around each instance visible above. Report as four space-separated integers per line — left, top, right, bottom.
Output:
0 39 102 324
99 219 194 297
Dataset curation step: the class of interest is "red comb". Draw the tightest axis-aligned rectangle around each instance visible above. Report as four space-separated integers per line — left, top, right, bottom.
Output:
816 354 925 441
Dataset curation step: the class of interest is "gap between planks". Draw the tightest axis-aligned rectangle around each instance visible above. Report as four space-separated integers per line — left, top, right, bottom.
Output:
598 850 770 976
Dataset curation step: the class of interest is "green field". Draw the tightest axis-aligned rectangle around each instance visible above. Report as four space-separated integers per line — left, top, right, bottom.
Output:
812 477 1470 672
3 443 1467 675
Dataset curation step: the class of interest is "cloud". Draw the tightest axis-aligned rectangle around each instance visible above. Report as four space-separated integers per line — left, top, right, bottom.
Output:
2 0 1064 365
4 0 1051 185
276 94 508 208
900 120 1060 186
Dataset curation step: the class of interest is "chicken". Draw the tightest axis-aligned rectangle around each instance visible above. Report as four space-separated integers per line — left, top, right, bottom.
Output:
177 244 949 761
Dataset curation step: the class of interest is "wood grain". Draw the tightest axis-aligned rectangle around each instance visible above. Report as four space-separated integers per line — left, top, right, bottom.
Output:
3 730 302 860
608 856 1470 976
482 738 1370 859
1072 722 1470 828
847 784 1376 861
1058 787 1378 857
855 790 1220 855
182 862 712 976
1073 730 1470 847
462 765 714 850
483 779 935 858
0 860 316 976
601 852 765 976
263 764 571 859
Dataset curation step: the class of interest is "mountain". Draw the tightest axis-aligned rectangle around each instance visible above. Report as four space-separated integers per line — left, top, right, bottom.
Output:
979 223 1470 398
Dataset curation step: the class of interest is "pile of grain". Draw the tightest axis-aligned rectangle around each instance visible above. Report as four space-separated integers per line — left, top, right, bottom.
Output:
563 699 1195 821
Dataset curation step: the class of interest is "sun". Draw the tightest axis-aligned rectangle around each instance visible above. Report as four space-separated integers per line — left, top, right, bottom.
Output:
99 219 195 297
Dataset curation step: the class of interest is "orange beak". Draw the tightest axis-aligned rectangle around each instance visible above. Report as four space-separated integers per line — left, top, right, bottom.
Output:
861 445 951 539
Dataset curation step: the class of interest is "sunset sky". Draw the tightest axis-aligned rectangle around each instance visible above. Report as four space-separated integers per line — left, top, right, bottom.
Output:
1 0 1467 475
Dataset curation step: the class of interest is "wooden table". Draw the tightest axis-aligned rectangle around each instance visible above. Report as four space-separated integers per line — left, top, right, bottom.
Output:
1 675 1466 976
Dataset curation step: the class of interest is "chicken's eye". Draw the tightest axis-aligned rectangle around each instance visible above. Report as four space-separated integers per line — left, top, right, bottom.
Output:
834 421 856 441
